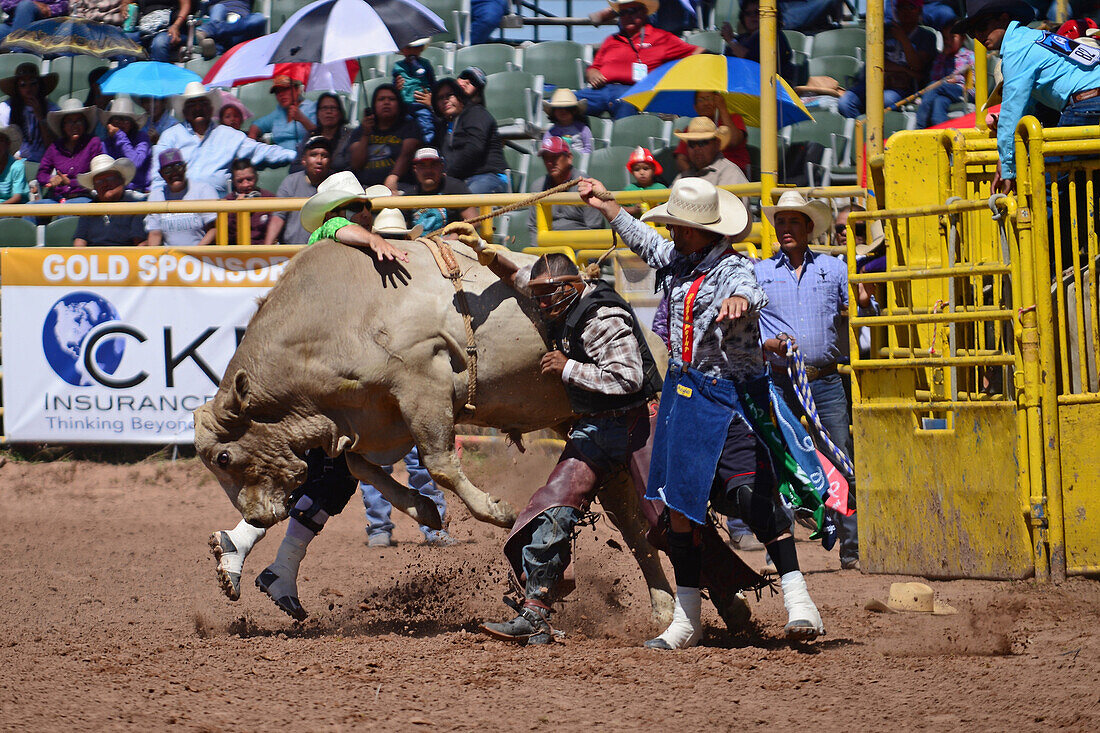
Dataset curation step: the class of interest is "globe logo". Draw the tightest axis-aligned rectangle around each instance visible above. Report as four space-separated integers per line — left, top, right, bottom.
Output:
41 292 125 387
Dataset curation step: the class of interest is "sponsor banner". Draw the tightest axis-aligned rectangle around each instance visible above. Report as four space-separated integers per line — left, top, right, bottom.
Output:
1 247 298 444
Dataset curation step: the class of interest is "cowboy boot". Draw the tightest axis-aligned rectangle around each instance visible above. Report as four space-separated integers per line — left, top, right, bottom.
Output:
479 602 553 645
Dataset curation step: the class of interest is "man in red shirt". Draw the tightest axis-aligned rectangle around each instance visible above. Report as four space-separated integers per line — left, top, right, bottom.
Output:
576 0 703 119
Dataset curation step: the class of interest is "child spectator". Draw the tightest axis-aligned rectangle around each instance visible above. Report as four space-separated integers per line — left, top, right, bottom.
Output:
393 38 436 145
0 125 28 204
541 88 593 155
623 146 666 218
916 24 974 128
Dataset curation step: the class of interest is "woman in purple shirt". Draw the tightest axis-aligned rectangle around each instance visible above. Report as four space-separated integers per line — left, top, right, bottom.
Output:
100 95 152 194
37 98 103 204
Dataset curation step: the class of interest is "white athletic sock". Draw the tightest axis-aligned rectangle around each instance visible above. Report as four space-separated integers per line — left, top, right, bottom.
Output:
654 586 703 649
218 519 266 576
780 570 824 634
263 533 310 599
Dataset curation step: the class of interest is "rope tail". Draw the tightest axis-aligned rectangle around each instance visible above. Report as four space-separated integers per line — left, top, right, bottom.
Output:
787 343 855 477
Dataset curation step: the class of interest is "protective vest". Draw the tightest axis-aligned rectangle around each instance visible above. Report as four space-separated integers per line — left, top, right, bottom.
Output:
550 280 663 415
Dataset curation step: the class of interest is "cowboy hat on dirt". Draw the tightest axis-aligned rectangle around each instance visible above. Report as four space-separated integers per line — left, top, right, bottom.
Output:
542 88 588 116
46 98 97 137
171 81 221 119
77 154 136 191
865 582 957 615
0 124 22 151
301 171 392 233
372 207 423 239
762 190 834 242
674 116 733 151
641 177 750 239
0 62 57 97
100 94 148 129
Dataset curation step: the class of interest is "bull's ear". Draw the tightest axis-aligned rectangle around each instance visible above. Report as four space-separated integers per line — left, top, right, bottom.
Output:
225 369 251 418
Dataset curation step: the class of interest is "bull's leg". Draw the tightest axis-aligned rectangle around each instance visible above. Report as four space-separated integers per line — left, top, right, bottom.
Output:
346 454 443 531
598 471 675 628
415 442 517 528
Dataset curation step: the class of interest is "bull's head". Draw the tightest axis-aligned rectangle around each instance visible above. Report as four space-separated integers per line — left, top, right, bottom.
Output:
194 369 346 527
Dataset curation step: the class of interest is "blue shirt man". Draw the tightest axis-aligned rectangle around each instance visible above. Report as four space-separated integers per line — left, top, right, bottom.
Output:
249 77 318 152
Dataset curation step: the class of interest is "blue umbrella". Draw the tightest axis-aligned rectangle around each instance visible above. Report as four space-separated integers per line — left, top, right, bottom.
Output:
99 62 202 98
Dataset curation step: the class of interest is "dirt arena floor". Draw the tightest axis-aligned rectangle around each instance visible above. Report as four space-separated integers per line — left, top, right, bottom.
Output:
2 446 1100 732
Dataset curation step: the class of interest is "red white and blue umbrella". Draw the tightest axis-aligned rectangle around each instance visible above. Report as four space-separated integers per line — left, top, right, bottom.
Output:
203 34 358 92
266 0 447 65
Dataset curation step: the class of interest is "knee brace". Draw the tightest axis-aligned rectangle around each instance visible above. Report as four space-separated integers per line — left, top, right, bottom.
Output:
289 500 326 534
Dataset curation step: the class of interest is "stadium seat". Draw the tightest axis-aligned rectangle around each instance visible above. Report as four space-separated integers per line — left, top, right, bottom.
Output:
807 55 862 87
789 49 810 86
257 165 290 194
609 114 670 150
782 29 811 56
584 146 634 191
0 217 37 246
495 207 530 250
44 216 79 246
810 28 866 60
483 71 543 135
786 109 852 187
502 145 531 193
237 81 279 121
0 53 41 79
417 0 470 45
454 44 517 76
522 41 585 90
48 55 109 101
422 45 452 76
683 29 725 53
269 0 304 31
184 57 217 78
587 116 612 148
709 0 740 30
358 54 383 80
884 109 916 138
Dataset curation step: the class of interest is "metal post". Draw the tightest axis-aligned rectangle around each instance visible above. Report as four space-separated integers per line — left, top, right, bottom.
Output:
866 0 885 159
975 43 988 129
759 0 779 255
216 211 229 246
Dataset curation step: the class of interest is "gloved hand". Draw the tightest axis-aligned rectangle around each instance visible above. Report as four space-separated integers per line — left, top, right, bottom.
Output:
442 221 501 266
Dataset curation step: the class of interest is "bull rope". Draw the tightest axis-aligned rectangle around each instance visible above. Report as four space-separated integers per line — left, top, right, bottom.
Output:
783 337 855 477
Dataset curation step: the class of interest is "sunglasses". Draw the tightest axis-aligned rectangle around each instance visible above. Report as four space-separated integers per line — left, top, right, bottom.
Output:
343 202 368 215
835 225 865 235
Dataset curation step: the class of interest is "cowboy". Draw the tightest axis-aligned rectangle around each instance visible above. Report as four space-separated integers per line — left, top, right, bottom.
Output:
154 82 297 197
528 136 606 240
757 190 859 570
579 175 826 648
299 170 408 253
74 154 146 246
576 0 703 119
454 225 662 645
673 117 750 188
0 124 27 204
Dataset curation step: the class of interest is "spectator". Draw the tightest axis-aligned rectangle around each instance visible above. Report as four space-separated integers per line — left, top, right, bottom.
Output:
780 0 842 34
916 23 975 128
136 0 191 63
0 63 59 162
297 170 408 257
247 75 317 151
405 147 475 233
623 146 666 218
393 37 436 145
674 92 750 177
37 98 103 204
470 0 507 45
528 136 605 240
70 0 127 27
0 125 28 204
839 0 936 118
139 96 178 143
758 190 859 570
293 92 354 174
0 0 67 42
145 148 218 246
722 0 796 84
672 117 750 188
225 158 274 245
433 77 509 194
73 155 147 246
348 83 420 192
200 0 266 55
218 97 250 131
265 134 337 245
542 88 594 155
100 95 153 194
155 82 296 196
456 65 487 106
360 448 453 547
576 0 702 120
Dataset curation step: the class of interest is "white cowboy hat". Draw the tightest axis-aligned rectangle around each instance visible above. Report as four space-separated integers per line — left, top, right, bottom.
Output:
762 190 834 242
865 582 957 615
171 81 221 120
0 124 22 150
542 87 587 115
100 94 148 129
641 177 750 239
608 0 659 15
46 97 97 137
301 171 393 233
76 153 136 191
372 207 423 238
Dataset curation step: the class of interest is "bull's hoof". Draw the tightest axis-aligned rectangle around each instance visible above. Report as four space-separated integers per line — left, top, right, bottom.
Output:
255 569 307 621
209 532 241 601
484 497 518 528
711 589 752 631
649 588 675 628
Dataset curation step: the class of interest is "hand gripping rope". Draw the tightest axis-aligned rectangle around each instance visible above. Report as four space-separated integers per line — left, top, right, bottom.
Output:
782 336 855 477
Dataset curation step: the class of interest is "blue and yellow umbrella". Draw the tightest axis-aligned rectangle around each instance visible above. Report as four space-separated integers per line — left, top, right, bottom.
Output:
0 17 146 59
622 54 813 128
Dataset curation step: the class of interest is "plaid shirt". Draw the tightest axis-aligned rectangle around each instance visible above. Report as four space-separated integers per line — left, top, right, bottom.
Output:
515 266 644 395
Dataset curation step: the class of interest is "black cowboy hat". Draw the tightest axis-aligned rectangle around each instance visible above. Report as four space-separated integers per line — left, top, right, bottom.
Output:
952 0 1035 35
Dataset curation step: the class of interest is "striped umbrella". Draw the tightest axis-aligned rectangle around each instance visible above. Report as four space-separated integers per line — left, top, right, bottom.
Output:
0 16 145 59
621 54 813 128
265 0 447 65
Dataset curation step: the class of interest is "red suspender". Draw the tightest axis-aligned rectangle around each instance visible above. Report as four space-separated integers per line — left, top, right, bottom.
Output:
678 247 736 366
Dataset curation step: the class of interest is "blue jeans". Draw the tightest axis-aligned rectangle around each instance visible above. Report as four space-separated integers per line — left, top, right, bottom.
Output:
408 103 436 146
147 30 179 63
838 80 904 119
575 84 638 120
0 0 45 40
464 171 510 195
521 506 582 602
203 3 267 53
359 447 448 541
916 82 964 129
470 0 508 44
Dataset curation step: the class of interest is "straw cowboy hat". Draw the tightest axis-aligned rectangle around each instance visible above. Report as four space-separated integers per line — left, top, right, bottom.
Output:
542 87 587 116
300 171 392 232
100 94 148 129
46 98 97 136
608 0 660 15
171 81 220 119
641 177 750 239
76 153 136 191
762 190 834 242
372 207 423 239
854 219 886 257
0 124 22 151
0 62 57 97
865 582 957 615
674 116 733 151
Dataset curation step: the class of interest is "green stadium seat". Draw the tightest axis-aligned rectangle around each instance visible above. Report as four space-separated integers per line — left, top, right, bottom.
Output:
786 109 852 187
587 116 612 148
455 44 517 76
44 216 79 246
782 29 811 56
483 70 542 130
807 55 862 87
583 146 633 191
184 57 217 78
609 113 669 150
257 165 290 194
496 208 530 250
48 55 109 101
884 109 915 138
0 217 37 246
502 145 531 193
522 41 584 90
417 0 470 45
683 30 725 53
0 53 41 80
238 81 279 122
269 0 305 31
709 0 740 29
422 45 451 76
809 28 866 60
